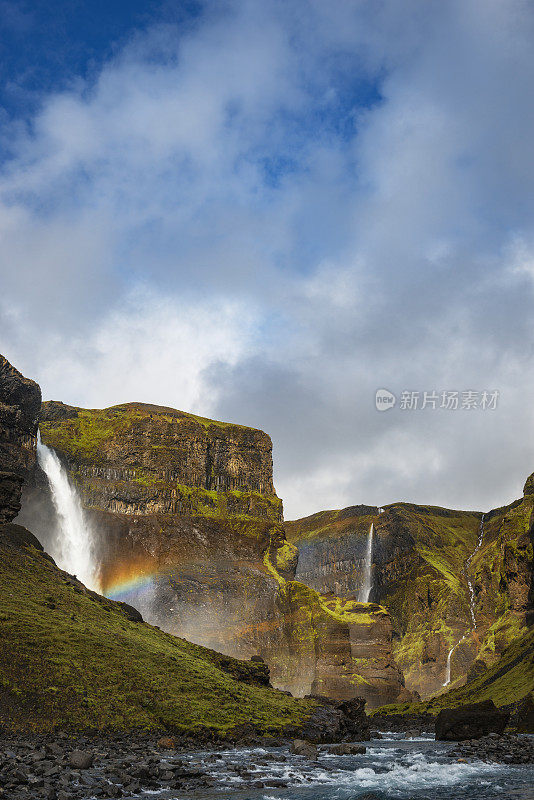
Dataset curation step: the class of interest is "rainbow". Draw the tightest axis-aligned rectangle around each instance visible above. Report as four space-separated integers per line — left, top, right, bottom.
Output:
105 571 155 599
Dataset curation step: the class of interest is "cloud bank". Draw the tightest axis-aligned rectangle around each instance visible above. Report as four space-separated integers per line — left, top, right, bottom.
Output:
1 0 534 518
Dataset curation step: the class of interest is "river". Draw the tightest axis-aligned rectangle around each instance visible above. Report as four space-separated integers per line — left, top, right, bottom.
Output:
133 733 533 800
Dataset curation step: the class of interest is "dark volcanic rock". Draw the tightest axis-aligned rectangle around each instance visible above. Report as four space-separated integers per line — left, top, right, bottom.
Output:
289 739 318 759
448 732 534 763
68 749 94 769
300 695 371 743
511 693 534 733
337 697 371 739
0 355 41 523
435 700 510 741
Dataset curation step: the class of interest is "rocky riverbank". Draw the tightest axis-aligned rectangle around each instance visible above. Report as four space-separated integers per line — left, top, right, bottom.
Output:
0 732 368 799
447 732 534 764
0 733 219 799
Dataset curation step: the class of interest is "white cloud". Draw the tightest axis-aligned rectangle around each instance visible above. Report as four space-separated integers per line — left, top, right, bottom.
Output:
1 0 534 518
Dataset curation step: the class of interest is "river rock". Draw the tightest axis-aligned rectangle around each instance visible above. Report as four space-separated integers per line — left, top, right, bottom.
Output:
290 739 318 759
448 733 534 763
511 693 534 733
324 743 366 755
68 750 94 769
435 700 510 740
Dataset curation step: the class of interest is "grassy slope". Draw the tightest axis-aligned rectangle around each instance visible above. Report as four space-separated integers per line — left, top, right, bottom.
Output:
0 524 315 734
373 626 534 716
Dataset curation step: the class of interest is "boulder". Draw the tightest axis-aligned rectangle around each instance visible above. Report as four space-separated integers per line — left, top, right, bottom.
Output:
157 736 176 749
324 743 366 755
512 693 534 733
69 750 94 769
300 695 371 743
337 696 371 740
435 700 510 741
289 739 318 760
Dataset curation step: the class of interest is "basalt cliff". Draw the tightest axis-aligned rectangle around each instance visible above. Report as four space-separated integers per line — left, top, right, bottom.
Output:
18 399 409 709
0 354 356 739
286 493 534 700
0 355 40 523
8 355 533 713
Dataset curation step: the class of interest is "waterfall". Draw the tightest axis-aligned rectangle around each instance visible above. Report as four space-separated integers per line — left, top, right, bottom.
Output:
442 514 486 686
443 633 467 686
465 513 485 629
37 435 100 591
359 523 374 603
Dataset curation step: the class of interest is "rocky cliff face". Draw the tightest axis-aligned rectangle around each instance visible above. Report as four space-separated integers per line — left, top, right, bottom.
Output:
18 397 409 709
39 401 281 519
287 492 533 700
0 356 40 523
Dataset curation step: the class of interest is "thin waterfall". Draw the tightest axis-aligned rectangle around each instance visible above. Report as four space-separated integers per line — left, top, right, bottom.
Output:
443 633 467 686
466 513 485 629
37 434 100 591
359 523 374 603
443 514 486 686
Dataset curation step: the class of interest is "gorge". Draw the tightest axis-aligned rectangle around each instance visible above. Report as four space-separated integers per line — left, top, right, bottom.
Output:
1 351 533 800
12 385 532 711
2 352 533 724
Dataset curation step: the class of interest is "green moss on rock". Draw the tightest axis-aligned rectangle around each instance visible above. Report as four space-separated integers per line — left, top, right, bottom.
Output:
0 523 316 734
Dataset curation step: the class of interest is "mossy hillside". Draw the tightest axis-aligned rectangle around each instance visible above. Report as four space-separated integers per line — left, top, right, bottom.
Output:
287 497 532 697
378 506 480 683
40 402 259 463
471 495 534 662
378 498 532 695
0 524 317 734
373 627 534 716
285 509 376 545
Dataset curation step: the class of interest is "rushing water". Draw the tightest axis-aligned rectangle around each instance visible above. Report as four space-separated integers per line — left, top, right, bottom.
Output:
359 523 374 603
443 514 486 686
37 435 100 591
118 736 533 800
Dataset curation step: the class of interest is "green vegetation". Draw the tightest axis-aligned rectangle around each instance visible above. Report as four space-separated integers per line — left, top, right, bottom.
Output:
40 401 266 465
287 495 533 700
373 627 534 715
285 509 375 543
0 524 316 734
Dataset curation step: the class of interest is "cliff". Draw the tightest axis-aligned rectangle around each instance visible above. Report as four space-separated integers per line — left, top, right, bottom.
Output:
19 397 409 708
374 627 534 718
0 355 40 523
287 493 534 700
39 400 281 520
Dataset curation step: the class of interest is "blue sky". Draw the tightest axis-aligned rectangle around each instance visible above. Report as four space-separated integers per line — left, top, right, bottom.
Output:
1 0 534 518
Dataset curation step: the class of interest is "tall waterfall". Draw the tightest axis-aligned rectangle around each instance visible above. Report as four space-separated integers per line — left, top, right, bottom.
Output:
466 513 485 628
443 514 485 686
359 523 374 603
37 435 100 591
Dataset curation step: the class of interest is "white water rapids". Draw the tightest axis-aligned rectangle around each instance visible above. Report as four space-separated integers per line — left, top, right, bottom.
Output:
37 435 100 591
443 514 485 686
359 523 374 603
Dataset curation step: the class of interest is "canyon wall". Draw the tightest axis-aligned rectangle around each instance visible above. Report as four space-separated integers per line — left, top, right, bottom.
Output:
287 494 533 699
0 356 40 523
18 395 408 709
